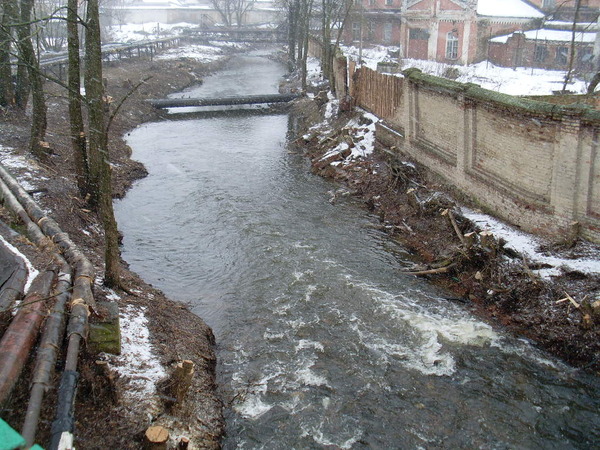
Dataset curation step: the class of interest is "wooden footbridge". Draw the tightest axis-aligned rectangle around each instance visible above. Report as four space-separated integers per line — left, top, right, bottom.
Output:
148 93 300 109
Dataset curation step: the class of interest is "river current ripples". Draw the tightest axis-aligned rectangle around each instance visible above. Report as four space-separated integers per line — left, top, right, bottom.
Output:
115 49 600 449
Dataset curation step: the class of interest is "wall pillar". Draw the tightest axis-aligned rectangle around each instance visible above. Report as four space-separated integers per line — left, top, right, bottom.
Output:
405 79 418 146
551 114 584 224
461 20 472 64
428 20 439 60
456 92 473 184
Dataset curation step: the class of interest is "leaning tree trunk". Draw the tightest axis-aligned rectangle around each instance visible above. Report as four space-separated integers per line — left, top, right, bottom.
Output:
67 0 89 197
84 0 121 287
0 1 17 107
16 0 47 157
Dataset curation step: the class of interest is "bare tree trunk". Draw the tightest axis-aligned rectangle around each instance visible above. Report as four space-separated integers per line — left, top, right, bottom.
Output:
16 0 47 157
321 0 332 86
300 0 314 92
288 0 298 71
0 1 16 107
85 0 121 287
67 0 89 196
562 0 582 93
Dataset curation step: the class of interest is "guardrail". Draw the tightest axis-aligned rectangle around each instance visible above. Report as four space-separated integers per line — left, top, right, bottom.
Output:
39 37 184 82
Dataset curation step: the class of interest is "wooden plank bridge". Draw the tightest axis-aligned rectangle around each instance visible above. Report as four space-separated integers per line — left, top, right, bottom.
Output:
148 93 301 109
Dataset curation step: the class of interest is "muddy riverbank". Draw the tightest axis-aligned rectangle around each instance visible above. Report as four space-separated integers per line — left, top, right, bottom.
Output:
293 96 600 373
0 50 235 448
1 42 599 449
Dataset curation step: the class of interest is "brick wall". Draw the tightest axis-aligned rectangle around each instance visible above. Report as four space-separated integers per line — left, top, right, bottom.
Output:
349 65 600 243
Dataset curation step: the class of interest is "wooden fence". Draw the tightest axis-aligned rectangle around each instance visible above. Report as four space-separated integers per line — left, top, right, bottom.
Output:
351 66 403 121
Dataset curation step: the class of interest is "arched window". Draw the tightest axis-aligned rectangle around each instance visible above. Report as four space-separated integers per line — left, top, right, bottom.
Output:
446 32 459 60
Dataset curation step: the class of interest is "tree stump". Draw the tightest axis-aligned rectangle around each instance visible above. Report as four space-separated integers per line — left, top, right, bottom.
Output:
171 360 194 405
144 426 169 450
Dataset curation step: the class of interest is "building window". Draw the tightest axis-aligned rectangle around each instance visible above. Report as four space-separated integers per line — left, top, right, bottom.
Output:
578 47 593 63
556 46 568 65
369 0 375 5
446 32 459 60
385 0 393 5
367 21 374 41
409 28 429 40
542 0 556 8
534 45 548 62
383 22 393 43
352 22 361 42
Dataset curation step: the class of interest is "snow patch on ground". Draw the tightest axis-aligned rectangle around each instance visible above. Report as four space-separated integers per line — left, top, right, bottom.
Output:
462 208 600 278
0 234 39 294
0 145 45 192
106 22 196 43
106 304 166 404
341 45 588 95
156 41 247 63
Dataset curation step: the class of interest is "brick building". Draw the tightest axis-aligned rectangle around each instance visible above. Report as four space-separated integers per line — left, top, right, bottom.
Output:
345 0 545 64
488 27 596 71
528 0 600 21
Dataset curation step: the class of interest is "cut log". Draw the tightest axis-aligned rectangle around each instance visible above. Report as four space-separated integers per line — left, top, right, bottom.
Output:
145 426 169 450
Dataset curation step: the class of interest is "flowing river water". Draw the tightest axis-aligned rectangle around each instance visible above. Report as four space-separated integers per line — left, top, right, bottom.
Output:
114 49 600 448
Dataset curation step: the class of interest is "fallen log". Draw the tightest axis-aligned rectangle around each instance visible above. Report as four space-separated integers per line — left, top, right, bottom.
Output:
405 263 457 276
148 93 300 109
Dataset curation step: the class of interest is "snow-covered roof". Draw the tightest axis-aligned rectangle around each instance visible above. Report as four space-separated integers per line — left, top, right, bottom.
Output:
490 28 596 43
477 0 544 19
545 20 599 31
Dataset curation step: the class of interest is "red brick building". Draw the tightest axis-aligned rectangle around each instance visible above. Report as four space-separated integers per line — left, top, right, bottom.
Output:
488 28 596 70
528 0 600 21
344 0 545 64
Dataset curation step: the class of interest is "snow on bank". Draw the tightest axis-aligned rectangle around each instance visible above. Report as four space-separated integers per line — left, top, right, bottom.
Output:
325 112 378 165
106 22 196 43
308 53 600 280
0 145 45 192
156 41 247 63
105 300 167 404
462 208 600 278
0 234 39 294
341 45 588 96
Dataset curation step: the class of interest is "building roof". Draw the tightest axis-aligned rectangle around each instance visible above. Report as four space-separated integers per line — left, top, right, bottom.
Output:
490 28 597 43
477 0 544 19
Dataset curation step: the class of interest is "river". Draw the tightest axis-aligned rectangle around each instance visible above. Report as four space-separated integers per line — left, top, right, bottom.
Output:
114 49 600 449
